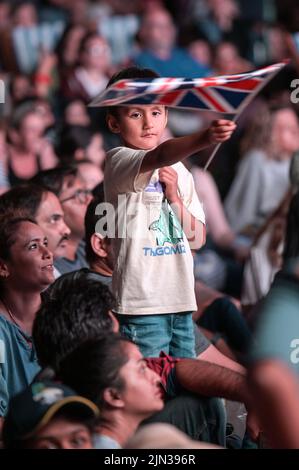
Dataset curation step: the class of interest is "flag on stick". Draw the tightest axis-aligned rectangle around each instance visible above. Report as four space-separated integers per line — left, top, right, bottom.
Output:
89 61 287 115
89 61 288 169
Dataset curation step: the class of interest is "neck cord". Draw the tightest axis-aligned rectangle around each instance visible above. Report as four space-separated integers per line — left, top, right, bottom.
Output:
1 297 21 329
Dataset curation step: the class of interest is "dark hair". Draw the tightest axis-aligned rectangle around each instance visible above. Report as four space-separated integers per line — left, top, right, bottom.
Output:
84 190 105 264
33 270 115 369
78 32 104 56
9 102 39 131
106 66 160 117
56 125 95 164
284 191 299 260
31 167 77 196
0 184 47 219
0 215 36 261
57 335 131 408
3 406 96 450
11 1 36 16
55 24 85 68
8 75 34 105
0 215 36 295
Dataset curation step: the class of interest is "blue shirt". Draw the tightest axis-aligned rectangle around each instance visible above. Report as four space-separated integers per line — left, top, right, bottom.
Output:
134 48 211 78
0 314 40 416
54 240 89 275
249 271 299 374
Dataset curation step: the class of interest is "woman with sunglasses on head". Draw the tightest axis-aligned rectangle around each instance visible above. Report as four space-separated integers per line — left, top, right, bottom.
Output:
0 214 54 431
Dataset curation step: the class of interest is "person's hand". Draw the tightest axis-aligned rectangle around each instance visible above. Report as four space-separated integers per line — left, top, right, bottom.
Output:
30 136 48 156
29 138 58 168
207 119 237 144
246 408 261 442
37 50 57 74
233 243 251 263
159 166 180 204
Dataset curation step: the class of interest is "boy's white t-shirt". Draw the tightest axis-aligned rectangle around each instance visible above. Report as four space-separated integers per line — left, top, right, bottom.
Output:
104 146 205 315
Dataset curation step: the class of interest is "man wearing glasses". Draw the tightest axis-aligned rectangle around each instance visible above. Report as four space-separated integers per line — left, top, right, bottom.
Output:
32 167 93 275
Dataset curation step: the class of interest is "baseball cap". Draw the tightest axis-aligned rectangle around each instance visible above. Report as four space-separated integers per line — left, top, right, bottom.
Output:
3 380 99 447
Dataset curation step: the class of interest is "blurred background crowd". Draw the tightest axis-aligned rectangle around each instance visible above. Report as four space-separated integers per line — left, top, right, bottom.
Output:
0 0 297 194
0 0 299 451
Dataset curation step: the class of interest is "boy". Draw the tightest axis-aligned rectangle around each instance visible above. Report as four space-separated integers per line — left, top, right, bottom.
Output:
3 380 99 449
103 66 236 358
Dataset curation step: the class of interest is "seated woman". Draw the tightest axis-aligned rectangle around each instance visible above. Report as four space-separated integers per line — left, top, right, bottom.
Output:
0 214 54 423
56 124 106 169
57 335 165 449
225 104 299 237
4 103 58 188
59 32 112 104
241 150 299 311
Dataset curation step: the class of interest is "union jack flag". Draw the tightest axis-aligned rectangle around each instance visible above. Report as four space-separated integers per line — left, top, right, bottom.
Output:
89 61 287 114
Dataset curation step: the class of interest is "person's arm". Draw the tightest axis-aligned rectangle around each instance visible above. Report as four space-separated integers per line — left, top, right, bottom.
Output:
158 166 205 249
193 280 241 320
177 358 248 403
224 150 263 234
192 167 235 247
38 140 58 170
198 343 246 375
140 120 236 173
34 51 57 98
175 358 260 441
198 327 237 361
249 359 299 448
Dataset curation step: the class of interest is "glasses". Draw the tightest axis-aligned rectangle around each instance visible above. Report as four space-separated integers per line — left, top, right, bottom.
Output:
60 189 92 204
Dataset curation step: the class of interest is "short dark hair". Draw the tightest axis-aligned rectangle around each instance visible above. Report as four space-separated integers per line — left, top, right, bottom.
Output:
79 31 102 56
0 215 36 261
0 215 36 296
0 184 47 219
31 167 77 196
9 101 38 131
33 270 116 369
56 125 95 165
84 189 105 264
57 335 131 408
106 66 160 118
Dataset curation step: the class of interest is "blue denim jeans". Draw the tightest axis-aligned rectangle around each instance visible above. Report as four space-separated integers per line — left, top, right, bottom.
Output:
116 312 196 358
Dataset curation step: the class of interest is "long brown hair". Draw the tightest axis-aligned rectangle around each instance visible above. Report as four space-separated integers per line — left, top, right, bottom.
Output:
240 102 273 156
240 104 296 158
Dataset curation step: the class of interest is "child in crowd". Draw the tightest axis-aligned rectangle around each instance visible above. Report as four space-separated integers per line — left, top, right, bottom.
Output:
101 66 236 357
3 380 99 449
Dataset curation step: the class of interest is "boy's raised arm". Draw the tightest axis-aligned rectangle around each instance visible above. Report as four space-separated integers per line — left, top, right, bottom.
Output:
140 119 236 174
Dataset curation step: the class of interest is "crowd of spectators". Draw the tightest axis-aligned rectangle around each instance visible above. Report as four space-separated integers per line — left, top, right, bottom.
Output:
0 0 299 451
